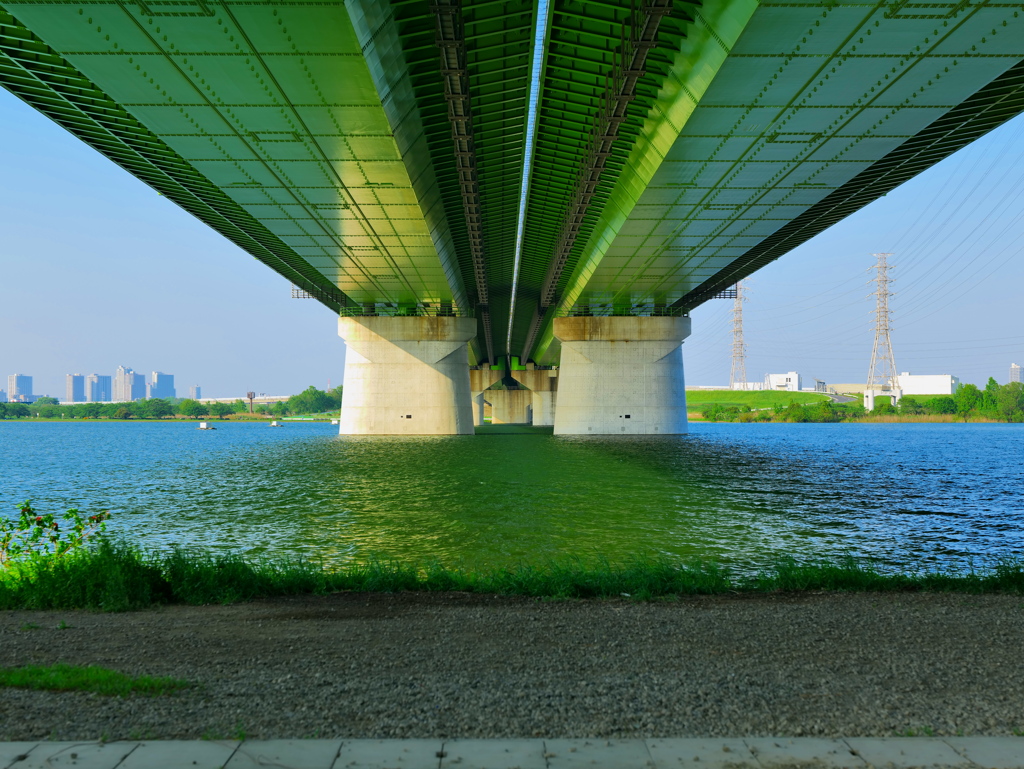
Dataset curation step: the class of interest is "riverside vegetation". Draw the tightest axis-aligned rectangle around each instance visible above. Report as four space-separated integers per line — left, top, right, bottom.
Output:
0 385 342 421
2 503 1024 611
701 377 1024 423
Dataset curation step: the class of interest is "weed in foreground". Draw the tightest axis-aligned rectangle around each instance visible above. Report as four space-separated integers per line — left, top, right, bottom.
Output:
0 663 190 697
897 727 937 737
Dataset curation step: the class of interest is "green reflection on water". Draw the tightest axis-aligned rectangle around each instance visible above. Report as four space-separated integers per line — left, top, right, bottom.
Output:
213 424 798 568
7 421 1018 570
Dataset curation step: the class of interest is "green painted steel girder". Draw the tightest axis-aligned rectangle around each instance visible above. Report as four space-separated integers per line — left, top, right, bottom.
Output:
2 0 1024 368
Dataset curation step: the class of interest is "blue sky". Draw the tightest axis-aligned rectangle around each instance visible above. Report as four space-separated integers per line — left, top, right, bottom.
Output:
2 86 1023 397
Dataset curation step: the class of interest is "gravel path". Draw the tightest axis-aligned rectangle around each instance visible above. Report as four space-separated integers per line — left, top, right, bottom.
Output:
1 592 1022 741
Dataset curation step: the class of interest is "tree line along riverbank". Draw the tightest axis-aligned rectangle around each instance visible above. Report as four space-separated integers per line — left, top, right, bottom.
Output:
694 378 1024 423
0 386 342 421
6 380 1021 424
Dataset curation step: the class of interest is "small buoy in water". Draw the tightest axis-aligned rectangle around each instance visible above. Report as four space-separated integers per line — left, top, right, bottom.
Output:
270 420 281 427
197 421 216 430
331 419 339 425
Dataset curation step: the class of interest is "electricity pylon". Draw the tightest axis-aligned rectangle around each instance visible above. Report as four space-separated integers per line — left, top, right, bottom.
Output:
866 253 899 401
729 281 747 390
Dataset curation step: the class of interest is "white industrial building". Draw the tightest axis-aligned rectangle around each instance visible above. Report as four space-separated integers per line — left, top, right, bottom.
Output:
897 372 959 396
766 372 802 392
729 372 803 392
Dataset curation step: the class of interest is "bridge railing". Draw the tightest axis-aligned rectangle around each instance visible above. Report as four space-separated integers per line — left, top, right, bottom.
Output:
554 303 690 317
337 303 470 318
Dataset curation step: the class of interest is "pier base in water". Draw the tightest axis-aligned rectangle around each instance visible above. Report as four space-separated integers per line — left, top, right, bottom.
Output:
337 316 476 435
552 316 691 435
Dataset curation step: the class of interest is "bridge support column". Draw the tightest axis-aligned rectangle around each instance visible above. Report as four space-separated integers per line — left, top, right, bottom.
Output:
509 367 559 426
338 316 476 435
531 390 556 426
470 392 486 426
488 389 532 424
552 316 691 435
469 368 501 427
864 388 901 411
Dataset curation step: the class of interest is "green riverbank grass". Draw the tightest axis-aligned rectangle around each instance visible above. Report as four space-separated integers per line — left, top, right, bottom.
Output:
2 541 1024 611
685 390 830 411
0 663 190 696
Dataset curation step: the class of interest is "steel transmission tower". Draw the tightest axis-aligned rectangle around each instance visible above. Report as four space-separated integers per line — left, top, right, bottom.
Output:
867 253 898 393
729 281 747 390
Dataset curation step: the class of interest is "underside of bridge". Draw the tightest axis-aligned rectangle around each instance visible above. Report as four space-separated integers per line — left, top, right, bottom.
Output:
2 0 1023 433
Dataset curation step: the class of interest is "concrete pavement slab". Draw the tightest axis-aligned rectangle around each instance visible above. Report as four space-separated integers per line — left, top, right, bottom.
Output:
844 738 971 768
645 738 758 768
745 738 866 768
439 739 546 769
117 740 240 769
543 739 654 769
226 740 344 769
2 745 43 769
6 741 139 769
943 738 1024 769
334 740 444 769
1 744 40 769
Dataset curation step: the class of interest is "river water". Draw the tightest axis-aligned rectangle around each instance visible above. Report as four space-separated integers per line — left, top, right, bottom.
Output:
1 421 1021 569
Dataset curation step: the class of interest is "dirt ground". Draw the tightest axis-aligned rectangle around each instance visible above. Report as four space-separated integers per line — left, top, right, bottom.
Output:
2 591 1023 741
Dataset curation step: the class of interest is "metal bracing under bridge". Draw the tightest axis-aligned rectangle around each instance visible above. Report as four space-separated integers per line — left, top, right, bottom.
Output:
2 0 1024 366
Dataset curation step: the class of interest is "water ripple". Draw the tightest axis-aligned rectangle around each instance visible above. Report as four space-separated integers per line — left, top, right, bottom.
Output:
0 421 1022 568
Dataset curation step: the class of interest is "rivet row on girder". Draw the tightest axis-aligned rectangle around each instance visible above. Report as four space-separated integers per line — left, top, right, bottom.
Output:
521 0 672 361
432 0 495 364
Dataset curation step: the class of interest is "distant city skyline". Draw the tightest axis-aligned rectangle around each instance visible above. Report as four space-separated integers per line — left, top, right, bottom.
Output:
3 368 187 404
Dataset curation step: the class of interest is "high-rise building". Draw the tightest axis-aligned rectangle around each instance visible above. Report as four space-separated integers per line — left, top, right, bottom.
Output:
7 374 33 403
189 385 201 400
133 375 146 401
146 371 176 400
1011 363 1022 384
0 389 6 403
85 374 112 402
112 366 131 402
65 374 86 403
113 366 146 402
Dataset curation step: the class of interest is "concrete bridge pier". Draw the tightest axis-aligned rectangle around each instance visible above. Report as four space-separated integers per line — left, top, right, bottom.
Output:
552 316 691 435
469 368 501 427
864 387 902 411
337 316 476 435
470 392 486 426
531 390 557 426
509 366 559 426
487 389 532 424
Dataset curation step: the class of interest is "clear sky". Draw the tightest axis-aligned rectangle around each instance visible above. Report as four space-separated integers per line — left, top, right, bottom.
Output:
2 86 1023 398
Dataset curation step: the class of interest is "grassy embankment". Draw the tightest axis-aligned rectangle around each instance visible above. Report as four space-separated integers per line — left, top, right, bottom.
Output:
2 541 1023 612
687 390 830 419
